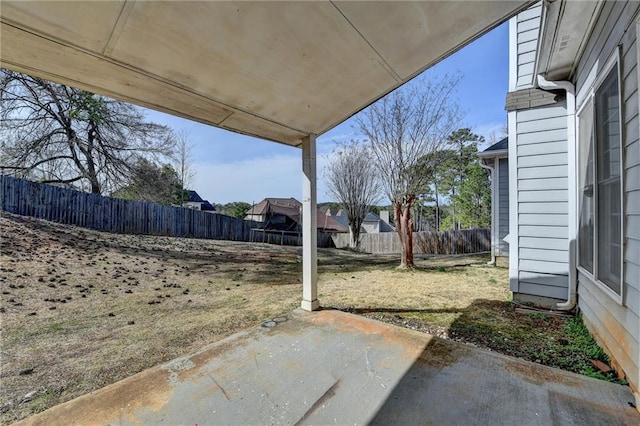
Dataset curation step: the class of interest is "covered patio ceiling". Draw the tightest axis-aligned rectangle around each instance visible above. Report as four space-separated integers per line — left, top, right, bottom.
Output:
1 1 533 147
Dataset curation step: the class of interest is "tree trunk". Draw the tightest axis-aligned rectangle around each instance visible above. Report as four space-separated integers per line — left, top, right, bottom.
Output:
347 216 362 250
435 184 440 232
349 226 359 249
394 200 415 268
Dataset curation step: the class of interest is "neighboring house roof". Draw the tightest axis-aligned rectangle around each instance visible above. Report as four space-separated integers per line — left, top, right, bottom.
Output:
186 190 204 203
363 212 380 222
317 212 349 233
200 201 216 211
329 213 348 229
319 206 341 216
246 198 301 218
247 198 348 232
478 137 508 158
184 190 215 211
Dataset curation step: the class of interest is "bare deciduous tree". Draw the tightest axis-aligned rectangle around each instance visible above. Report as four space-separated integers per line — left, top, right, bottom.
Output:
324 141 380 249
356 74 461 268
174 130 196 205
0 70 175 194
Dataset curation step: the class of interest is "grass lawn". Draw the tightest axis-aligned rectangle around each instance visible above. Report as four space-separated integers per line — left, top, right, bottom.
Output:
0 213 621 424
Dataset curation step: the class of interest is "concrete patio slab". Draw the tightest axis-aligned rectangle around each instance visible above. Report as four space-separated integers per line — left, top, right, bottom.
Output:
17 309 639 425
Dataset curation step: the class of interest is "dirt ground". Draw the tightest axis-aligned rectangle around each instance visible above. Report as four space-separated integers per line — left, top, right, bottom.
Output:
0 213 616 424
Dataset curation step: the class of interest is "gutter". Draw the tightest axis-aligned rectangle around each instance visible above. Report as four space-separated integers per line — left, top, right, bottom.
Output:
536 74 577 311
479 158 496 266
477 149 508 159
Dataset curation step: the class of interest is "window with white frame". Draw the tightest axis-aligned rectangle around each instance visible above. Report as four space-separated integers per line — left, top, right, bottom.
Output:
577 55 623 297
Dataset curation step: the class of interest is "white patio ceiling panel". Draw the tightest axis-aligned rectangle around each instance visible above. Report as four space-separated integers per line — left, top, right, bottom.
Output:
0 1 532 146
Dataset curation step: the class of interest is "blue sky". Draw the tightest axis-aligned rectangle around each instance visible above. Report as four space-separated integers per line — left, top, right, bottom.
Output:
146 22 509 205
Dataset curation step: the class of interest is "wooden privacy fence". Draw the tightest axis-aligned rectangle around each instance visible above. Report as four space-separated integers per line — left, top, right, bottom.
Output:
332 228 491 255
0 176 333 246
250 228 334 248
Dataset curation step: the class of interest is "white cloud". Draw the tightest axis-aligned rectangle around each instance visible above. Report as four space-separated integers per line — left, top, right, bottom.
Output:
191 154 331 205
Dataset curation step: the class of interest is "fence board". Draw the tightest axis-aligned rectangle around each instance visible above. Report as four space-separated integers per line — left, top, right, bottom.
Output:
1 176 333 247
332 228 490 255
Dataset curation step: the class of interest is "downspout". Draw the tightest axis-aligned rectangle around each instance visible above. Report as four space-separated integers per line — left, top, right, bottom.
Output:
537 75 577 311
479 158 496 266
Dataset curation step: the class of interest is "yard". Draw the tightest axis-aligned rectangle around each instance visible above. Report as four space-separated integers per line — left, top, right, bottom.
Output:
0 213 618 424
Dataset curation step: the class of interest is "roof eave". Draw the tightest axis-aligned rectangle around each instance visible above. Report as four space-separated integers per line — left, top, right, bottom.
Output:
535 0 604 83
478 149 508 159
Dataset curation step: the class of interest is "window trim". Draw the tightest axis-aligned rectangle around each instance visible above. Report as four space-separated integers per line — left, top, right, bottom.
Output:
575 48 625 304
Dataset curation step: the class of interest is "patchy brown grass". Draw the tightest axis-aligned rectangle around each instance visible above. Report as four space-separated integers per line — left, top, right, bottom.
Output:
0 213 614 424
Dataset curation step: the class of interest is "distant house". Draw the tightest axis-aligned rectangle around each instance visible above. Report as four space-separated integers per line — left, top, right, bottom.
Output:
363 211 394 234
478 137 509 266
245 198 301 231
329 209 394 234
507 1 639 403
246 198 349 233
182 190 216 213
316 213 349 233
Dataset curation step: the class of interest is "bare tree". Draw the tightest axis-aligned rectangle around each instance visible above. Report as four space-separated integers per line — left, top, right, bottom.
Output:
356 74 461 268
324 141 380 249
174 130 196 205
486 123 508 145
0 70 175 194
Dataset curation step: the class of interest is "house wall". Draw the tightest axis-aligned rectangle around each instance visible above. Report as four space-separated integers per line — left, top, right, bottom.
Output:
362 222 380 234
512 101 570 302
508 2 571 306
573 0 640 397
245 214 265 222
513 2 542 90
497 157 510 257
184 202 202 210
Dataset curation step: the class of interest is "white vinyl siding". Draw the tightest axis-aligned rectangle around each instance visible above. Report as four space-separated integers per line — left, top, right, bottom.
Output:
514 3 542 90
518 128 567 145
497 158 509 257
574 0 640 399
518 203 567 214
514 99 569 300
519 237 568 251
518 165 567 179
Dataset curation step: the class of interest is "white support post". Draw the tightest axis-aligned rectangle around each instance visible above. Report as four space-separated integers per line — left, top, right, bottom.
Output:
301 134 319 311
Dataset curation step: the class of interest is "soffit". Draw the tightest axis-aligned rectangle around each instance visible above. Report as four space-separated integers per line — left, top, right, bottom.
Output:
0 1 532 147
536 0 603 81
